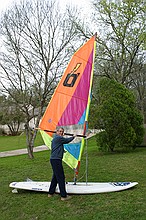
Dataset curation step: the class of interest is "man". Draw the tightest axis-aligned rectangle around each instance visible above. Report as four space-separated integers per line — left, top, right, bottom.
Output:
48 127 76 201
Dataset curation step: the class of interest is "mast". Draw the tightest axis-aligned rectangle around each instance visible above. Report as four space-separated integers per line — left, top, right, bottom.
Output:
74 33 97 183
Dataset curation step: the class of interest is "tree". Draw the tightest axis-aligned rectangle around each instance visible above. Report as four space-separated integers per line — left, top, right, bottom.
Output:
91 0 145 81
0 95 25 135
95 78 144 152
92 0 146 122
0 0 80 158
128 61 146 123
74 0 146 121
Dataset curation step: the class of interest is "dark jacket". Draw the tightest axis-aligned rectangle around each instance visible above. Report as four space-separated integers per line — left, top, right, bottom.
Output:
50 134 74 160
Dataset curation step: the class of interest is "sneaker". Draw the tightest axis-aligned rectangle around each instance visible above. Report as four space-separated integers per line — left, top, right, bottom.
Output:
61 195 72 201
48 194 54 198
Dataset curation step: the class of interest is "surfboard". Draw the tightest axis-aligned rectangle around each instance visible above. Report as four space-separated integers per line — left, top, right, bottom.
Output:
9 181 138 194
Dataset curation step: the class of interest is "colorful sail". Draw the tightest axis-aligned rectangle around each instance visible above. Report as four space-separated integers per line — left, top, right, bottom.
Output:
39 34 96 174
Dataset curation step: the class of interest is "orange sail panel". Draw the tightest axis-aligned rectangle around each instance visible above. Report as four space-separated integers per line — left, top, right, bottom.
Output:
39 34 96 170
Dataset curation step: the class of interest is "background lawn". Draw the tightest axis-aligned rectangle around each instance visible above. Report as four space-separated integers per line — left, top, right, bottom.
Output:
0 136 146 220
0 132 44 152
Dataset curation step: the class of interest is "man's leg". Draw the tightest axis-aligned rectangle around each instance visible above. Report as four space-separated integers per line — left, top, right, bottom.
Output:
48 160 58 194
52 159 67 197
48 173 57 194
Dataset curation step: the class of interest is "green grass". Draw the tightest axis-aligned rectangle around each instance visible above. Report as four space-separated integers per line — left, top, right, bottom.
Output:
0 132 44 152
0 136 146 220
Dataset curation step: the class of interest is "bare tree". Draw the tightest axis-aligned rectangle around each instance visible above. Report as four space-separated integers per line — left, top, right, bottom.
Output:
0 0 80 158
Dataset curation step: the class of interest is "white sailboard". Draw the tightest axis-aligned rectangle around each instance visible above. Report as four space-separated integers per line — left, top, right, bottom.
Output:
9 181 138 194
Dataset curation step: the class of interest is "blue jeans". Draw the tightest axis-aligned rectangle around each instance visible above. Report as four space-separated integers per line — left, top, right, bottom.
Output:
49 159 67 197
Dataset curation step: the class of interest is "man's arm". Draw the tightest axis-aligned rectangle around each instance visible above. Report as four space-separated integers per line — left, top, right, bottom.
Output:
61 136 76 144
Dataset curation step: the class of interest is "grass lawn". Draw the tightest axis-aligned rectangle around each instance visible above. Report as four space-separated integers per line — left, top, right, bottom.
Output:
0 132 44 152
0 136 146 220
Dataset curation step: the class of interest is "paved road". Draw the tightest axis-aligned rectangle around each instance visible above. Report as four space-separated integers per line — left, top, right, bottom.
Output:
0 145 48 158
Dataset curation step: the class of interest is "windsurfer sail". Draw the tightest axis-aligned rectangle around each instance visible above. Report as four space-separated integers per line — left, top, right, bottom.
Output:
39 34 96 180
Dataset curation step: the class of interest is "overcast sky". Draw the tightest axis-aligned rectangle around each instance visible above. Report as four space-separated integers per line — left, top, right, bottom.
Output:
0 0 92 14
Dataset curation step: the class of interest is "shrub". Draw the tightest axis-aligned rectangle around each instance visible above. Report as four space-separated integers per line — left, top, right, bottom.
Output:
95 78 145 152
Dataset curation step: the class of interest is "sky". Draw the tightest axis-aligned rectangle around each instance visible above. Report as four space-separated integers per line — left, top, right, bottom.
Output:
0 0 92 14
0 0 14 12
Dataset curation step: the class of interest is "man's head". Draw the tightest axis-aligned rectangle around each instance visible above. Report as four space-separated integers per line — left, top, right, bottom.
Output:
56 127 64 136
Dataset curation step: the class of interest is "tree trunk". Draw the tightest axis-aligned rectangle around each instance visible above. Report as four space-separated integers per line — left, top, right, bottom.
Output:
27 144 34 159
25 123 34 159
25 114 41 159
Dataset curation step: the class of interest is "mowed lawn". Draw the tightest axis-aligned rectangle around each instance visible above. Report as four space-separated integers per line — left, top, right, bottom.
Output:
0 136 146 220
0 132 44 152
